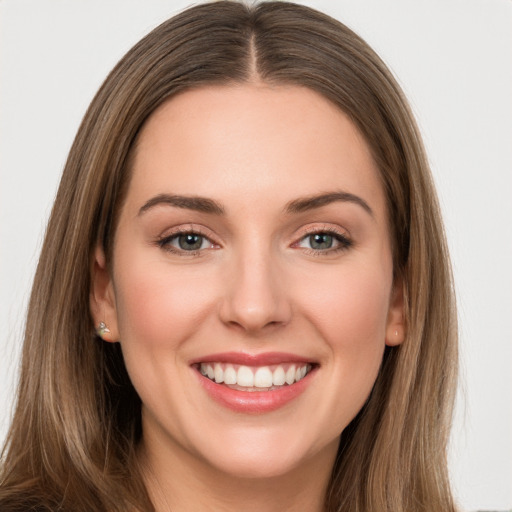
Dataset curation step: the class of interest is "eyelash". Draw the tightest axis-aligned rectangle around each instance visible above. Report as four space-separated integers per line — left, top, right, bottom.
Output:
292 227 352 256
156 227 352 256
156 226 217 256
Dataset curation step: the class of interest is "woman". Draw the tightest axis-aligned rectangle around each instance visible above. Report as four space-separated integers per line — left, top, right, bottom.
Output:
0 1 458 511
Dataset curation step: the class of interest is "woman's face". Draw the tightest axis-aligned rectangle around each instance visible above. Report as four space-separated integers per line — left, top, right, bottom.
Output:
94 84 404 479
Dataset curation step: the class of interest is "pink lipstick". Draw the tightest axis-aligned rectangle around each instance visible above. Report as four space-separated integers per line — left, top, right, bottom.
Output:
190 352 318 413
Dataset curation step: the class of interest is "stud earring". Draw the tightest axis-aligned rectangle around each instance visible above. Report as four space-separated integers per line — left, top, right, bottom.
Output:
96 321 111 338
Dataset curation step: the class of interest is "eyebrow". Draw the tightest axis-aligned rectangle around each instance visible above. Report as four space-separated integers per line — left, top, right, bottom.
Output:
284 191 374 217
138 194 225 216
138 190 373 218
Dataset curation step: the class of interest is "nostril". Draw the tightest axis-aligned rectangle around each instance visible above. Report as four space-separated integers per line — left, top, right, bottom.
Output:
218 257 293 331
219 300 291 333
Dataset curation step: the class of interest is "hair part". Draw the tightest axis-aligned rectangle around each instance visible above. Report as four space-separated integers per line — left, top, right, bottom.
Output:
1 2 457 511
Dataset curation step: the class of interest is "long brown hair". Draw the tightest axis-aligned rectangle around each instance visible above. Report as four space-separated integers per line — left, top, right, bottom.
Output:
0 2 458 511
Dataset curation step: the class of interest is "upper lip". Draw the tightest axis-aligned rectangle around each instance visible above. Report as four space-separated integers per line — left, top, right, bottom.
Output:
189 351 316 366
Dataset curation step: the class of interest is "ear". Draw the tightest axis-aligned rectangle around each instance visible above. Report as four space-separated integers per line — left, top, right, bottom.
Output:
90 245 120 342
385 276 406 346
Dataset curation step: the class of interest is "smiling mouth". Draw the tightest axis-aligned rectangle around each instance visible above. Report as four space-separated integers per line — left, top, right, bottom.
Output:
195 362 313 391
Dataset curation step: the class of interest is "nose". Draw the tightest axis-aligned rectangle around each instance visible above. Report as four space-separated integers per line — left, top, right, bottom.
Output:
219 246 292 334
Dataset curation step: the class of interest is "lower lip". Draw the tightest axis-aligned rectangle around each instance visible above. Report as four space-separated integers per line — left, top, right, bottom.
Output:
194 367 316 414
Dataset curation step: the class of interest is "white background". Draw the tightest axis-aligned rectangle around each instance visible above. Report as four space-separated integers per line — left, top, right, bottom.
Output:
1 1 511 510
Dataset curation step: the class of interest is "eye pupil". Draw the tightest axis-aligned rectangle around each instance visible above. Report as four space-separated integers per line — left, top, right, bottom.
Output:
178 234 203 250
310 233 333 250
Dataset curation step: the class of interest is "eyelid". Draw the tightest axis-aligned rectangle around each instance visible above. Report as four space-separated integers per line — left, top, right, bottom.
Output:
300 223 349 236
158 223 217 239
293 223 351 241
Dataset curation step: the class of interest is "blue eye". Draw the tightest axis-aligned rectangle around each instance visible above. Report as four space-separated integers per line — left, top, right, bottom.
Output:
158 232 214 253
176 233 206 251
308 233 334 250
297 231 351 252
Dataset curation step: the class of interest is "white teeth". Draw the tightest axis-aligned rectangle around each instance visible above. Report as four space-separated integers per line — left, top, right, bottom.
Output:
237 366 254 387
214 363 224 383
199 362 312 389
294 365 307 382
224 365 237 384
285 366 296 385
272 366 286 386
254 367 273 388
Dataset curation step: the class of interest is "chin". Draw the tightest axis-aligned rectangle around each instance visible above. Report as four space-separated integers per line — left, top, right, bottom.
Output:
199 442 319 480
180 417 341 481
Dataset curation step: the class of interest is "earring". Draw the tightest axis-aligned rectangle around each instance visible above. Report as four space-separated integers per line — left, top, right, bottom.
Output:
96 321 111 338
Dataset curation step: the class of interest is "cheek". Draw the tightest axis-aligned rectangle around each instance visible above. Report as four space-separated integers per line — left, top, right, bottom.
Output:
113 255 218 352
292 261 392 392
299 266 391 344
111 255 221 427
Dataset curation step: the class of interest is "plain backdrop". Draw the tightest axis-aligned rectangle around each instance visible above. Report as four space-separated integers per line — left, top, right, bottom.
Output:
1 1 511 510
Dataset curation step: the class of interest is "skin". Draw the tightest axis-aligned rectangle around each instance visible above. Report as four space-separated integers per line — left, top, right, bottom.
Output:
92 83 404 512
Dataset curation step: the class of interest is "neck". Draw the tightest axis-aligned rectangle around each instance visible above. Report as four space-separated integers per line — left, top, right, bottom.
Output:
139 430 337 512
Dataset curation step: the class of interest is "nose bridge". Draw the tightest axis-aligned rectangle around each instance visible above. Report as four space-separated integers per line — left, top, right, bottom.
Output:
220 237 290 332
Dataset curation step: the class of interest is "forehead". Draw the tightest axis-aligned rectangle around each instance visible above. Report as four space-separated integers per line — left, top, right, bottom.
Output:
127 84 386 219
